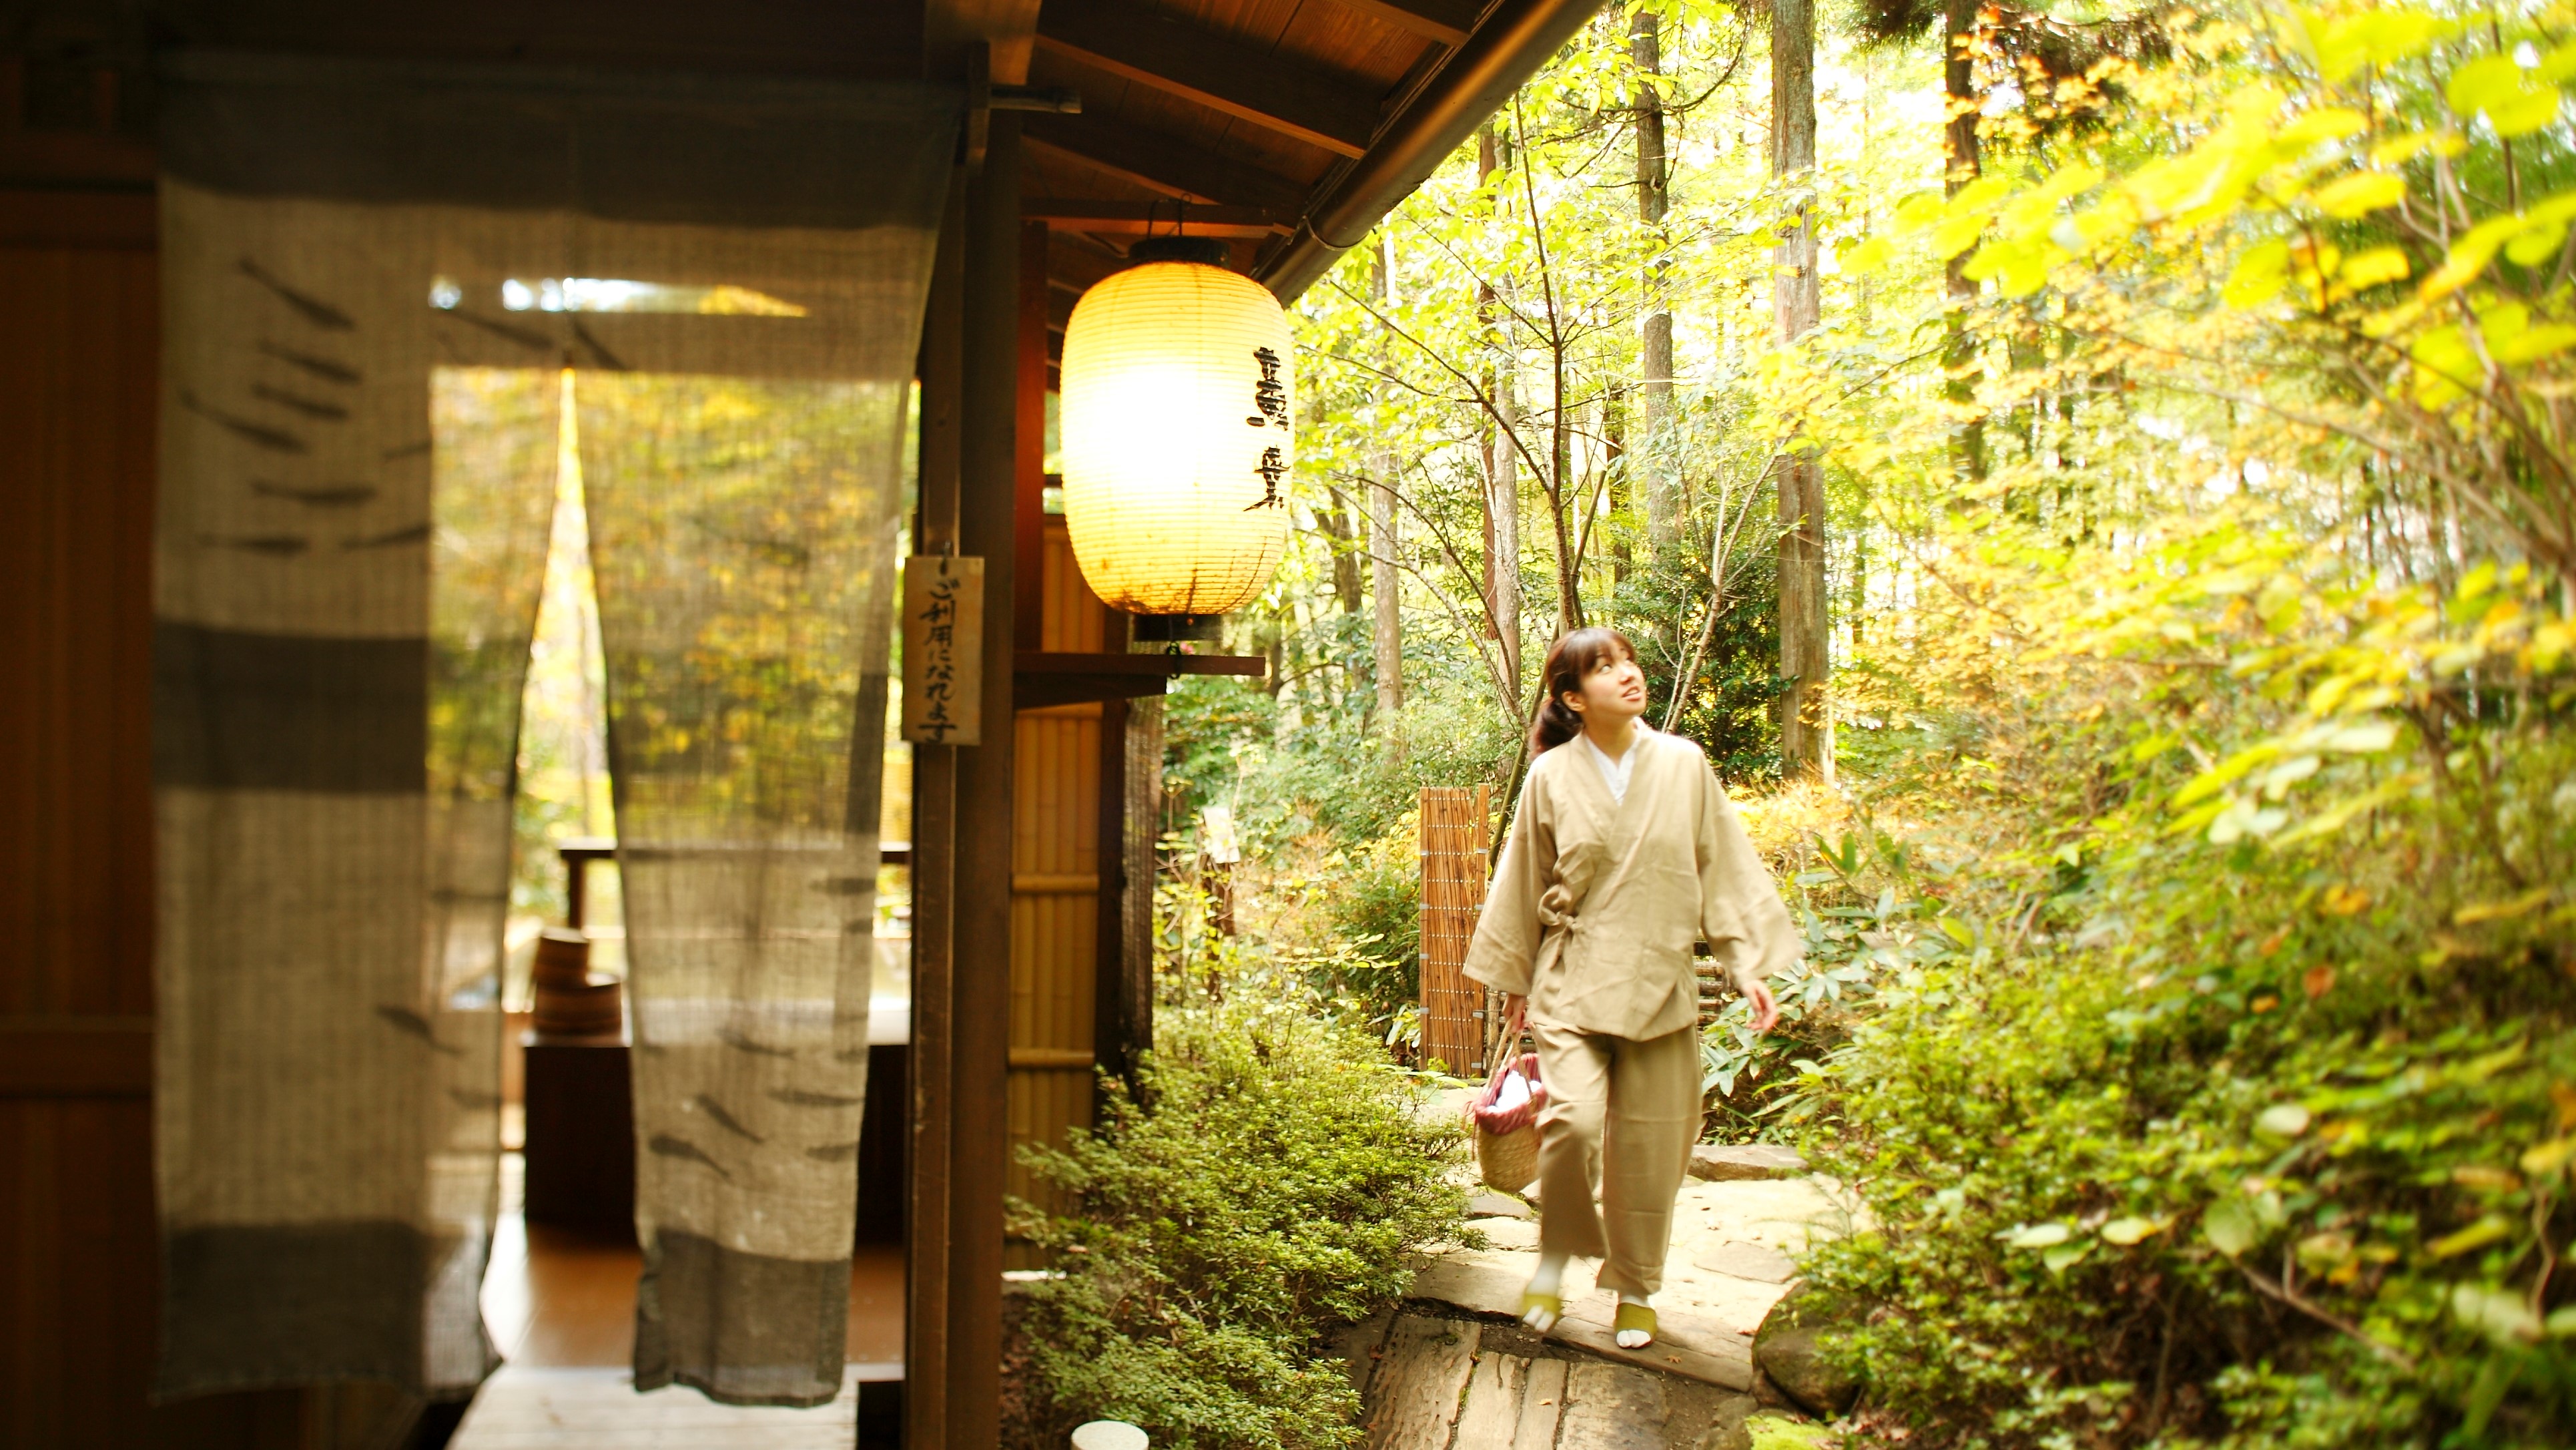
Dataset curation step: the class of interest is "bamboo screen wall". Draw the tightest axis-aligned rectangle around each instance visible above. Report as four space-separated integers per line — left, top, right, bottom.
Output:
1005 521 1108 1265
1417 786 1492 1075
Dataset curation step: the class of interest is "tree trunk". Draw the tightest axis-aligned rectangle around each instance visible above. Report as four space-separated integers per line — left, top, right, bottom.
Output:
1943 0 1987 483
1371 469 1402 722
1772 0 1833 782
1551 334 1580 638
1321 501 1363 615
1372 236 1403 724
1480 123 1523 702
1606 387 1628 582
1633 9 1677 551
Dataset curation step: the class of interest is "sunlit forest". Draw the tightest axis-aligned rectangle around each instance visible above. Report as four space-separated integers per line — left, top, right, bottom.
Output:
1125 1 2576 1444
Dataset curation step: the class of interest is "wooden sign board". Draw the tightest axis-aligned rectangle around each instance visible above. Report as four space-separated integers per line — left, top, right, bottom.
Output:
902 555 984 746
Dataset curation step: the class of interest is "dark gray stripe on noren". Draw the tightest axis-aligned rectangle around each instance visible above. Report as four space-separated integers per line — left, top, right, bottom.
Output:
154 621 426 792
634 1230 850 1408
158 1220 454 1396
159 51 960 232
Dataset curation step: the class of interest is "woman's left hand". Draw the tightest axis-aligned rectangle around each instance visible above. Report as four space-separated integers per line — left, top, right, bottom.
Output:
1745 980 1780 1035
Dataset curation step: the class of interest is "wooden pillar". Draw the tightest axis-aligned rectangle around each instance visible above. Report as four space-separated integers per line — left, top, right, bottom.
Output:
948 109 1020 1450
1014 220 1048 651
1093 688 1132 1081
1122 697 1163 1064
905 170 967 1450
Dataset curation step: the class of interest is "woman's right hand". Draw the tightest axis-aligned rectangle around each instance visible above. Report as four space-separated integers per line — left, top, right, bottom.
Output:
1502 993 1528 1031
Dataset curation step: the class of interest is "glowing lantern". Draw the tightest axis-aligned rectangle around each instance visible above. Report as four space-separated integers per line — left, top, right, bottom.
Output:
1059 237 1292 616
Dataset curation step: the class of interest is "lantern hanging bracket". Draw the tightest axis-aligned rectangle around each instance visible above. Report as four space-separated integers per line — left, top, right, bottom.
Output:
962 46 1081 170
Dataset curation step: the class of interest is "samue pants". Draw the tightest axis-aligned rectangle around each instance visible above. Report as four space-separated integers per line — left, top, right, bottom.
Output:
1530 1021 1700 1296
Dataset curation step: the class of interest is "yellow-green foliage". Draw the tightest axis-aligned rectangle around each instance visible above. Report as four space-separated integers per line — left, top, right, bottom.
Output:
1783 508 2575 1447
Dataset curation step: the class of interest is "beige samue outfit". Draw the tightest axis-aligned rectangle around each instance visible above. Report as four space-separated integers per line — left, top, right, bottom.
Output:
1464 726 1795 1295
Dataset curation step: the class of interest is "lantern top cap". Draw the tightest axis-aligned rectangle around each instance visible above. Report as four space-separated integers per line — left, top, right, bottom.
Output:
1125 236 1233 268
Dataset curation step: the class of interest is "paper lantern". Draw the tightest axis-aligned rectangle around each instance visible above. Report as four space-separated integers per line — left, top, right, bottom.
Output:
1060 239 1293 616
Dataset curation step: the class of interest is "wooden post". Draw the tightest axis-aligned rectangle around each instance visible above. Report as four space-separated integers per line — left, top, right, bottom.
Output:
904 172 966 1450
947 109 1020 1450
1417 786 1492 1074
1092 606 1134 1083
1093 693 1129 1067
1122 695 1163 1066
1014 220 1048 652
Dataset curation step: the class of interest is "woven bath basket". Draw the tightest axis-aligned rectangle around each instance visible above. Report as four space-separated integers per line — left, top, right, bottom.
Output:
1466 1015 1546 1194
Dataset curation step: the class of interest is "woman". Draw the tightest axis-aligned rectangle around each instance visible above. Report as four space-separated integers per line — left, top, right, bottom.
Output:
1464 627 1791 1350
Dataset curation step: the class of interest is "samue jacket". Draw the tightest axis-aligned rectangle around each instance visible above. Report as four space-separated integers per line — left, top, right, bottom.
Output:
1464 728 1796 1041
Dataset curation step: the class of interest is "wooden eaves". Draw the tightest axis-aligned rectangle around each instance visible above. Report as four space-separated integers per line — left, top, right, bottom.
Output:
1013 0 1617 368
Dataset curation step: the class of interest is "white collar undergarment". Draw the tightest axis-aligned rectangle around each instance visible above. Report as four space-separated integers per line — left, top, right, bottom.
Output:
1578 724 1650 804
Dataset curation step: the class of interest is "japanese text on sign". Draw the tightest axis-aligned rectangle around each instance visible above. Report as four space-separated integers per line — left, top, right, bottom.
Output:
902 555 984 746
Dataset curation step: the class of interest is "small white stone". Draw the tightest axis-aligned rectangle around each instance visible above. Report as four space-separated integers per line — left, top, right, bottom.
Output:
1072 1421 1149 1450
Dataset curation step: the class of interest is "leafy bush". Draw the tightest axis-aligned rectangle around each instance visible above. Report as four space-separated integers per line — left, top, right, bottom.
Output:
1007 989 1471 1450
1784 517 2576 1448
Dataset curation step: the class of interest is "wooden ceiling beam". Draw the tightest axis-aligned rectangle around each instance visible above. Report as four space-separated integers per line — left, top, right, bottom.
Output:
1023 200 1288 236
1023 113 1310 215
1034 0 1382 158
1320 0 1478 47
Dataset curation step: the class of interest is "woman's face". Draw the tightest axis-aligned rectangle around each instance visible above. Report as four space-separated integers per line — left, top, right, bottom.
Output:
1562 648 1645 726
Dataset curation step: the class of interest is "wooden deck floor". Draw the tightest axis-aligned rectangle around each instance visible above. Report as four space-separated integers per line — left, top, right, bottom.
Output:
478 1213 906 1369
454 1155 906 1447
450 1366 880 1450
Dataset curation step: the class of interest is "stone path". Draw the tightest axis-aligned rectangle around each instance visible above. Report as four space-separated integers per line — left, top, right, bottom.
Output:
1353 1126 1862 1449
1345 1312 1744 1450
1405 1156 1865 1392
1343 1312 1825 1450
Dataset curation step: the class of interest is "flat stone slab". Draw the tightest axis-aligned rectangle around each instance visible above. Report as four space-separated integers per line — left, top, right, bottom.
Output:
1364 1316 1480 1450
1349 1312 1766 1448
1411 1252 1529 1318
1468 1192 1533 1220
1411 1176 1868 1363
1554 1360 1669 1450
1556 1302 1754 1392
1688 1144 1807 1182
1691 1241 1798 1284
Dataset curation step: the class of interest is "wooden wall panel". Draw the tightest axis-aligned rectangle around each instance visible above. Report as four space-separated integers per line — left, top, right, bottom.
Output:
0 194 386 1449
0 236 157 1018
1004 525 1110 1262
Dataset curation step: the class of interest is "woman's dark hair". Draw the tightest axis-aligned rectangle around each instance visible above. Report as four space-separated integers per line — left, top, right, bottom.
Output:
1530 626 1638 754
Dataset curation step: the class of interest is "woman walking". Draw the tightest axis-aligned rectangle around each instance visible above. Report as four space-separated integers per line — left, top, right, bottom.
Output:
1464 627 1791 1349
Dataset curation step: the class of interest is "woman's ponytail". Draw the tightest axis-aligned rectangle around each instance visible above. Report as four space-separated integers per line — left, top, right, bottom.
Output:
1528 626 1637 754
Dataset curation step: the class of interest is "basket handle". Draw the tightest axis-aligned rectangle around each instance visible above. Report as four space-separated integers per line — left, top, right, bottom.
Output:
1481 999 1532 1094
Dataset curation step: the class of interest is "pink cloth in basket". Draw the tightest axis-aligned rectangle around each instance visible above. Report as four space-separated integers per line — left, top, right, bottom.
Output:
1468 1052 1547 1135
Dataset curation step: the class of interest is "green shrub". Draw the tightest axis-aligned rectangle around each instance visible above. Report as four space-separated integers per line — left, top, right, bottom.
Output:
1008 991 1470 1450
1787 527 2576 1447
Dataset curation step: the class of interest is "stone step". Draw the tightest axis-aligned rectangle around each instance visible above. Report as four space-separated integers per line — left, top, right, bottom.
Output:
1686 1144 1807 1182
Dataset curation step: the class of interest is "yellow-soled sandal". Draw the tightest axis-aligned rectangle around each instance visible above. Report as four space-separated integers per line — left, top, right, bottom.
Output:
1520 1291 1563 1335
1612 1301 1657 1347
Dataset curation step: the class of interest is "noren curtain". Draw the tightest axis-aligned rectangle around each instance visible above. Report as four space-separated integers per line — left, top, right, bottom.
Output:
153 52 952 1405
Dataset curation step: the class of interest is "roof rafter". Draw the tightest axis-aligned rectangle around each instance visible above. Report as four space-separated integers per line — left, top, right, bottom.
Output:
1320 0 1477 47
1022 112 1312 215
1034 0 1384 158
1023 200 1289 236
